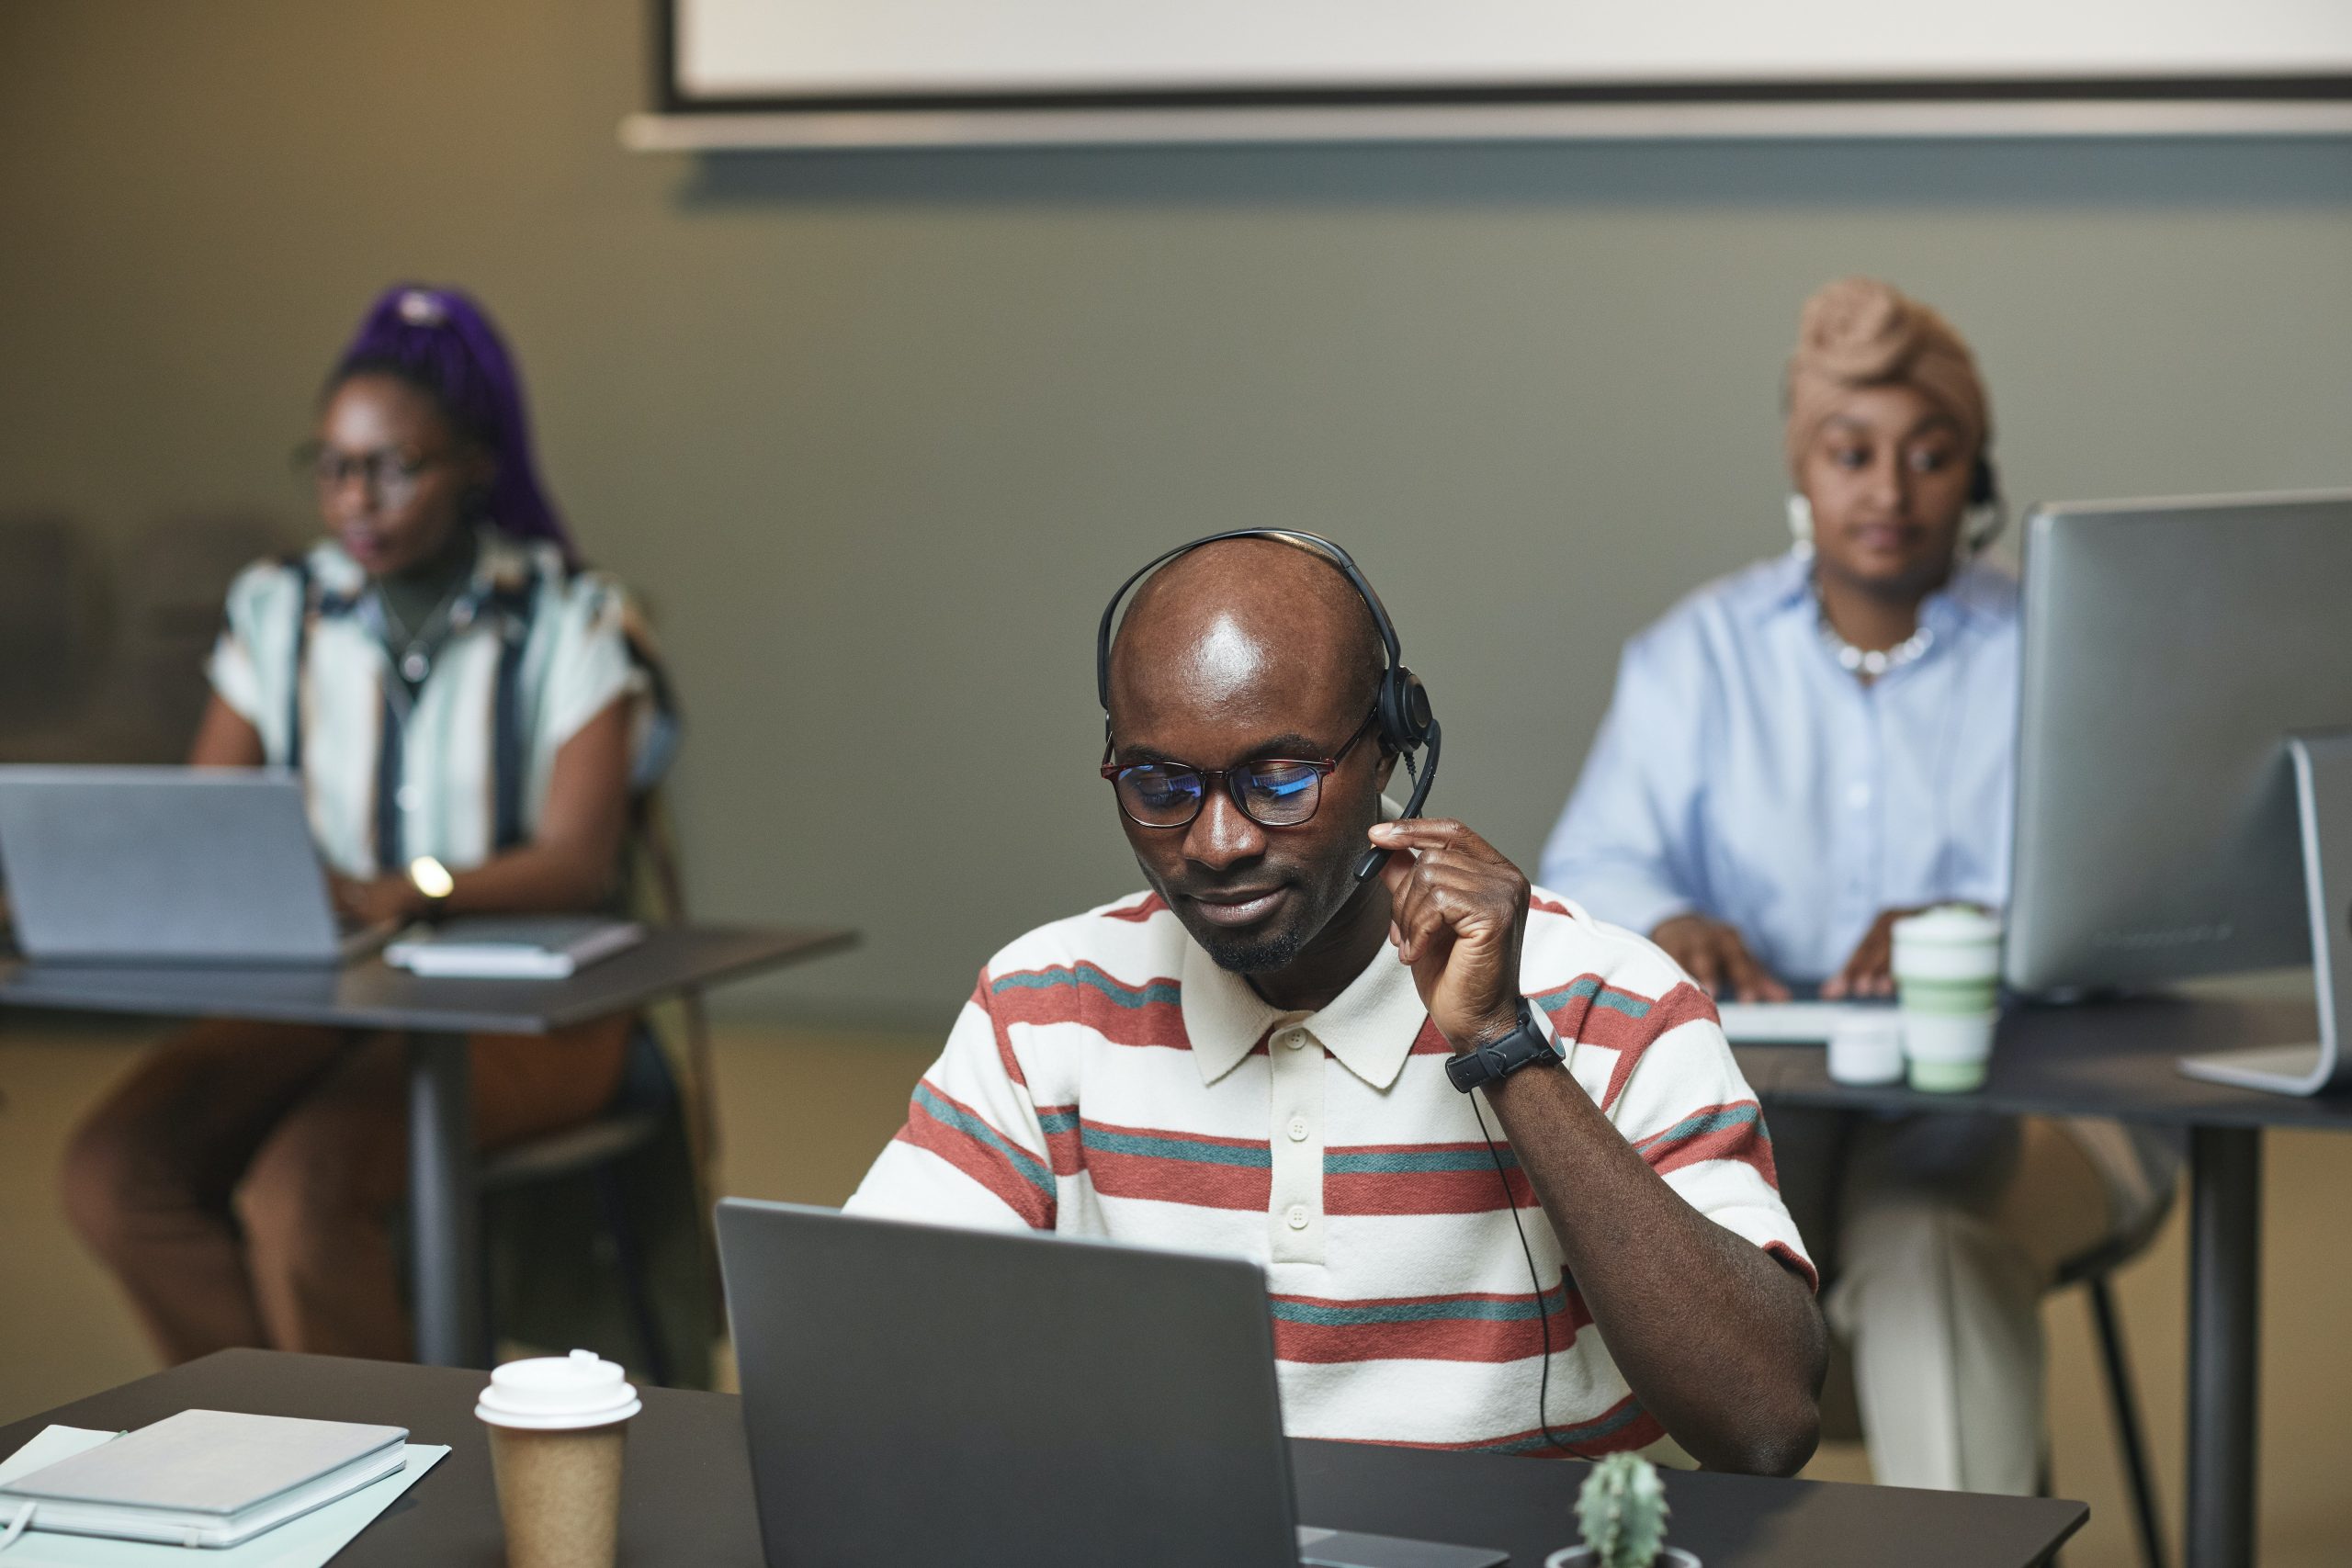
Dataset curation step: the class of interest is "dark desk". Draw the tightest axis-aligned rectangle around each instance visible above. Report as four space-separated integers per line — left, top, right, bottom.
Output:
0 1351 2088 1568
0 925 854 1369
1735 991 2348 1568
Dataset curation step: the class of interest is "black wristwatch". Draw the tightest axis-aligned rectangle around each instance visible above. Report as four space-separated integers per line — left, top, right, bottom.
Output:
1443 999 1563 1092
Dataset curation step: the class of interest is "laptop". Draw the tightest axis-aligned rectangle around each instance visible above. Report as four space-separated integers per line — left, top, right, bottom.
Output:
717 1199 1509 1568
0 766 392 965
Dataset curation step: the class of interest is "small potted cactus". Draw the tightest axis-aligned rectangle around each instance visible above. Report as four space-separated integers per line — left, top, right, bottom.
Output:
1544 1452 1700 1568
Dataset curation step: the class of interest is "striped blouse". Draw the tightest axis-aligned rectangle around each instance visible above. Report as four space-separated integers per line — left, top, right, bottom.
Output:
845 886 1812 1462
206 528 672 879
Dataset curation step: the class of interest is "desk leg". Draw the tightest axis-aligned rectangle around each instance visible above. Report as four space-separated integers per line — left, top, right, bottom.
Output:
408 1030 483 1369
2186 1126 2261 1568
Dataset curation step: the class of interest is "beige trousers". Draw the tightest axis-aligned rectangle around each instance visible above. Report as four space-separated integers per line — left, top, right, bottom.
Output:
1775 1110 2136 1495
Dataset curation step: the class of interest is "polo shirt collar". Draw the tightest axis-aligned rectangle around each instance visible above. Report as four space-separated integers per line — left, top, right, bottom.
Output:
1179 928 1427 1092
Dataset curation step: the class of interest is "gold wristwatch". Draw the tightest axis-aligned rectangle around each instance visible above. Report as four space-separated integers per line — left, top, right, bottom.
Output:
406 855 455 921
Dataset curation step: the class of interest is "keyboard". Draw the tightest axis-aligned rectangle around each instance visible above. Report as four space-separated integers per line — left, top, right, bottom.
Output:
1714 999 1895 1043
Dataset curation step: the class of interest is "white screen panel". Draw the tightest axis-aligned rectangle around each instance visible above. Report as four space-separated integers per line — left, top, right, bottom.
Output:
674 0 2352 101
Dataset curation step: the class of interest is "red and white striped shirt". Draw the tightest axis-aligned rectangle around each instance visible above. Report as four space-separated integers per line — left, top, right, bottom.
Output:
846 886 1813 1462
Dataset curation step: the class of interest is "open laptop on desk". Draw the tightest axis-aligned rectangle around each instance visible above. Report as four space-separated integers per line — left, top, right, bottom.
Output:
717 1200 1508 1568
0 767 393 965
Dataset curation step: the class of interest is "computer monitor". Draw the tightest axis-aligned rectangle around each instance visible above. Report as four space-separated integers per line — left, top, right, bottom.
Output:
2006 490 2352 1096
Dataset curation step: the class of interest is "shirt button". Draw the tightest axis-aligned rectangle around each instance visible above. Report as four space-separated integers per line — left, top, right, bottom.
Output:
1285 1204 1310 1230
396 784 421 812
1283 1032 1306 1050
1286 1117 1309 1142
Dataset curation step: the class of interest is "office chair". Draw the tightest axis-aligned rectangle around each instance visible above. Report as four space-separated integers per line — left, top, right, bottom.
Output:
1812 1188 2173 1568
2052 1188 2176 1568
471 789 722 1387
478 1024 684 1384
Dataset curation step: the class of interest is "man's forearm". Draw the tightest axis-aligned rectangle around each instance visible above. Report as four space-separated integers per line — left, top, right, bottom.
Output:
1482 1064 1825 1475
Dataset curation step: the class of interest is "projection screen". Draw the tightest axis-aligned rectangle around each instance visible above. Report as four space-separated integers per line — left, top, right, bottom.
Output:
637 0 2352 147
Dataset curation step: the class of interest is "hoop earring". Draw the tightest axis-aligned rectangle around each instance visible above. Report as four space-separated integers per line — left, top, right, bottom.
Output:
1785 493 1815 559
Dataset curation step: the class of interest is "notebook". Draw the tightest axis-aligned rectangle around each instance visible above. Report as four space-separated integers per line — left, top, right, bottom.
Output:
0 1411 407 1550
383 917 644 979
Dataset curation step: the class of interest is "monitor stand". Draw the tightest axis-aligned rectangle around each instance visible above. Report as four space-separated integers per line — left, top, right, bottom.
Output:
2179 730 2352 1096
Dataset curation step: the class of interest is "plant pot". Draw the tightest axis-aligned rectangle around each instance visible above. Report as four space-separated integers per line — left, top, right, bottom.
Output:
1544 1549 1702 1568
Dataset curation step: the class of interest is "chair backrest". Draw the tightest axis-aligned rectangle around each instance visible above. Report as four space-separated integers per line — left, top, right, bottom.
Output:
119 513 291 752
622 788 719 1165
0 514 110 747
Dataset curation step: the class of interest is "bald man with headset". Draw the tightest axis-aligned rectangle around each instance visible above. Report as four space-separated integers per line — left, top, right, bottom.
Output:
847 530 1825 1476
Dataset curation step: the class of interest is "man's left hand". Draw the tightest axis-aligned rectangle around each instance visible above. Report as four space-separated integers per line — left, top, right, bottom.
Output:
1369 818 1531 1053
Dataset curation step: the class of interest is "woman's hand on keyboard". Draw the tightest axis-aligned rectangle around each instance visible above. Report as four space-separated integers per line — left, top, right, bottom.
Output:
1821 906 1928 998
1650 914 1791 1003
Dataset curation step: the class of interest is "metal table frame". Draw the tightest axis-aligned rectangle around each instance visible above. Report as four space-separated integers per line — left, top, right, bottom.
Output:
1736 989 2352 1568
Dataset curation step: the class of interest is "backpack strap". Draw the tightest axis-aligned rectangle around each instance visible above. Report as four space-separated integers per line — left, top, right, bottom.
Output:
372 682 408 872
488 562 545 852
282 557 314 773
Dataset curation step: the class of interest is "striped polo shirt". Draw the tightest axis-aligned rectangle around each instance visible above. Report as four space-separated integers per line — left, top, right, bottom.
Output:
845 886 1813 1463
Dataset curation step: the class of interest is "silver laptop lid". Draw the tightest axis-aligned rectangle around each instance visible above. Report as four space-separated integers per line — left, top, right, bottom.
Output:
718 1198 1300 1568
0 766 345 964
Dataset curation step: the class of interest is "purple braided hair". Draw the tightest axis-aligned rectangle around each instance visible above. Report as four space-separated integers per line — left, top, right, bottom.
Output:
329 285 577 566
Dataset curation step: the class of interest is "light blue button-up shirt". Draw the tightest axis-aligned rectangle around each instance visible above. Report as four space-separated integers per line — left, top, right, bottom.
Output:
1540 549 2019 986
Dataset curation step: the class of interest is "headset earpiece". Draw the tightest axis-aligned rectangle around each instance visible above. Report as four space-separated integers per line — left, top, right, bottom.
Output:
1378 665 1434 753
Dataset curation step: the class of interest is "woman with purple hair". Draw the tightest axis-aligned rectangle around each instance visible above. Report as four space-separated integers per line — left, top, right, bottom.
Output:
62 285 678 1364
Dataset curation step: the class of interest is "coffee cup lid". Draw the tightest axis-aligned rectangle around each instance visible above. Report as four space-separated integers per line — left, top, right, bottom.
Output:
476 1348 642 1431
1893 905 2002 945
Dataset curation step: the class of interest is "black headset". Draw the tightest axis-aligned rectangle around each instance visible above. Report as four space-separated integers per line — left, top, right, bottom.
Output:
1095 528 1441 882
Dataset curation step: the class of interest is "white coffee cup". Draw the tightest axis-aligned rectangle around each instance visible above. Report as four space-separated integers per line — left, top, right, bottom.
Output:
1891 906 2004 1092
477 1350 641 1568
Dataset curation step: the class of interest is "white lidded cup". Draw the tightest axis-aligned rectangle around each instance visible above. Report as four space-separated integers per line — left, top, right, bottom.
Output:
1826 1012 1906 1086
476 1349 641 1568
1891 906 2004 1093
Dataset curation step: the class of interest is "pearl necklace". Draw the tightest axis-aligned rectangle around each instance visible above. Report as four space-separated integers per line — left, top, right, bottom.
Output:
1815 592 1933 679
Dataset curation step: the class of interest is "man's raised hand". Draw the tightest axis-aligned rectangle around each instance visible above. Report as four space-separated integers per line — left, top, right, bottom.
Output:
1368 818 1531 1054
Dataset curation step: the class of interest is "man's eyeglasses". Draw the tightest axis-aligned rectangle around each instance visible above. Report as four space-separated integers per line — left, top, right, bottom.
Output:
293 441 445 502
1102 709 1379 830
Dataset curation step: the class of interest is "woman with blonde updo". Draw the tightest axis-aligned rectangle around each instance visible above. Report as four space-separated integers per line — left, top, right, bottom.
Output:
1542 277 2175 1493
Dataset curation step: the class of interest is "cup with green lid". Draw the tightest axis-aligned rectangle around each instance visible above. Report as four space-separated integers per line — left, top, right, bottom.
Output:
1892 906 2003 1092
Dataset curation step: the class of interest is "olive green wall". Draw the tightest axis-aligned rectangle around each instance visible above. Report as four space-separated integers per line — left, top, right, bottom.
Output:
4 3 2349 1028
